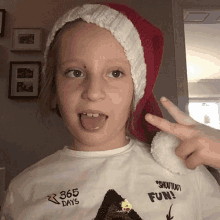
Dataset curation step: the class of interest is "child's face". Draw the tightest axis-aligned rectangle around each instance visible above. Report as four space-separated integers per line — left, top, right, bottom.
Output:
55 21 134 151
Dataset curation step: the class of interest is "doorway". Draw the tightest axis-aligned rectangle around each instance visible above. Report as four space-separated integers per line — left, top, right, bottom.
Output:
183 9 220 130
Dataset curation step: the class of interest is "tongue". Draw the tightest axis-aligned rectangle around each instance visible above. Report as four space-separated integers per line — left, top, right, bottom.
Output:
80 114 107 131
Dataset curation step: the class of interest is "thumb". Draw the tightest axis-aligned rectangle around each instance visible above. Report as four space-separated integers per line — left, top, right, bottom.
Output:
184 151 203 170
175 137 198 160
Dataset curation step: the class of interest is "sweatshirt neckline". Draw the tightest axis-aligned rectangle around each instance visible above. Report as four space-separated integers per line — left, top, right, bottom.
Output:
62 136 134 158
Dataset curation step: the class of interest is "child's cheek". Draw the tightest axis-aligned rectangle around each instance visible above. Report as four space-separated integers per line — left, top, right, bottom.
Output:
109 81 131 103
56 79 76 110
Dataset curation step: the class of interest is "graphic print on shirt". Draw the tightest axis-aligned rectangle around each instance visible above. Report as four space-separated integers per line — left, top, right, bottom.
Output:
46 180 180 219
94 189 142 220
93 189 176 220
47 188 79 207
166 204 174 220
148 180 181 202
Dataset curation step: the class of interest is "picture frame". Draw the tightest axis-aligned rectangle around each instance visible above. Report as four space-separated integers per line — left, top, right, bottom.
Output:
11 28 42 51
0 9 6 37
8 62 41 99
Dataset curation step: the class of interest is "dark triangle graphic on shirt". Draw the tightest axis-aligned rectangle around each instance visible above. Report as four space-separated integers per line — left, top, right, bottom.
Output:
94 189 143 220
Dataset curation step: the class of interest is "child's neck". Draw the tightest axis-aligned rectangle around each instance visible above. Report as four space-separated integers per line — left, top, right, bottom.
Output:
69 135 130 152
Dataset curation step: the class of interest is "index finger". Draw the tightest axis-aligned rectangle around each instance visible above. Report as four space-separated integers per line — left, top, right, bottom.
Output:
145 113 199 140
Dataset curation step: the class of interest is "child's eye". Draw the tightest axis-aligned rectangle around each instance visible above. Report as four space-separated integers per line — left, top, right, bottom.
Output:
109 70 123 78
64 69 84 78
64 69 123 79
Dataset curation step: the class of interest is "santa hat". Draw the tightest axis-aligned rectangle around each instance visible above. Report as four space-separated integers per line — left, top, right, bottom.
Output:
43 2 192 175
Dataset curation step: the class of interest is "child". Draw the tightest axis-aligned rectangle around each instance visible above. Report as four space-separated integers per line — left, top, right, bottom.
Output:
1 2 220 220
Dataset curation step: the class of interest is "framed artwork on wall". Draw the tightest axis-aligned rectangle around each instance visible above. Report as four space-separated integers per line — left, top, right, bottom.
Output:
0 9 6 37
11 28 42 51
8 62 41 99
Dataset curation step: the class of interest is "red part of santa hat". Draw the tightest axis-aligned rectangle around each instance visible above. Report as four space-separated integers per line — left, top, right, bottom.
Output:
100 2 165 143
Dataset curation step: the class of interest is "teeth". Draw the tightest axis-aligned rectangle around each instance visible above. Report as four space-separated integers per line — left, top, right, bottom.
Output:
82 113 100 117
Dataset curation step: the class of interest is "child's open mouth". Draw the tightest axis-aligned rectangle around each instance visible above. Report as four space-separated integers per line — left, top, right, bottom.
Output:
79 113 108 132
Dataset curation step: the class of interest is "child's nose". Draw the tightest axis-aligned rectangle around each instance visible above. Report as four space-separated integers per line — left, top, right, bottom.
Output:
82 77 106 101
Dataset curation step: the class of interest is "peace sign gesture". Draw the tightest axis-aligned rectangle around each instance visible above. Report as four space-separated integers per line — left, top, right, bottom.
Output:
145 96 220 170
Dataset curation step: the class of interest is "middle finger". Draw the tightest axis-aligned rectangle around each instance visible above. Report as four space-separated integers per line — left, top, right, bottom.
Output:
160 97 198 126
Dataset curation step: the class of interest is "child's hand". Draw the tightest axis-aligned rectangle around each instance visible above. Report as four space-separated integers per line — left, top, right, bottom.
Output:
145 96 220 170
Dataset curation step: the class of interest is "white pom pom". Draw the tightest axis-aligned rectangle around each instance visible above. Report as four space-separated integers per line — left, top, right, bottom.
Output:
151 131 192 175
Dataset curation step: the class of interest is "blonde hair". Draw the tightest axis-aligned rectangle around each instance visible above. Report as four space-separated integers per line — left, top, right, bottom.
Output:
37 19 136 137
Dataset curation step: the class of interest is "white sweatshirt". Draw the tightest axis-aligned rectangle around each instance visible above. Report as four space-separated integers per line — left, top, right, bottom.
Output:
1 135 220 220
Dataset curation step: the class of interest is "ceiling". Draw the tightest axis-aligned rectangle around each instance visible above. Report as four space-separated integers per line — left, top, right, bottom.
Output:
183 9 220 24
183 9 220 82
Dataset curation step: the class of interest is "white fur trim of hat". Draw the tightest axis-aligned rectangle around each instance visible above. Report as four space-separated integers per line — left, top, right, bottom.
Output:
151 131 193 175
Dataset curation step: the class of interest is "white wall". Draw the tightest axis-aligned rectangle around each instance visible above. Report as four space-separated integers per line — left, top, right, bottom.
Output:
185 24 220 82
184 24 220 98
